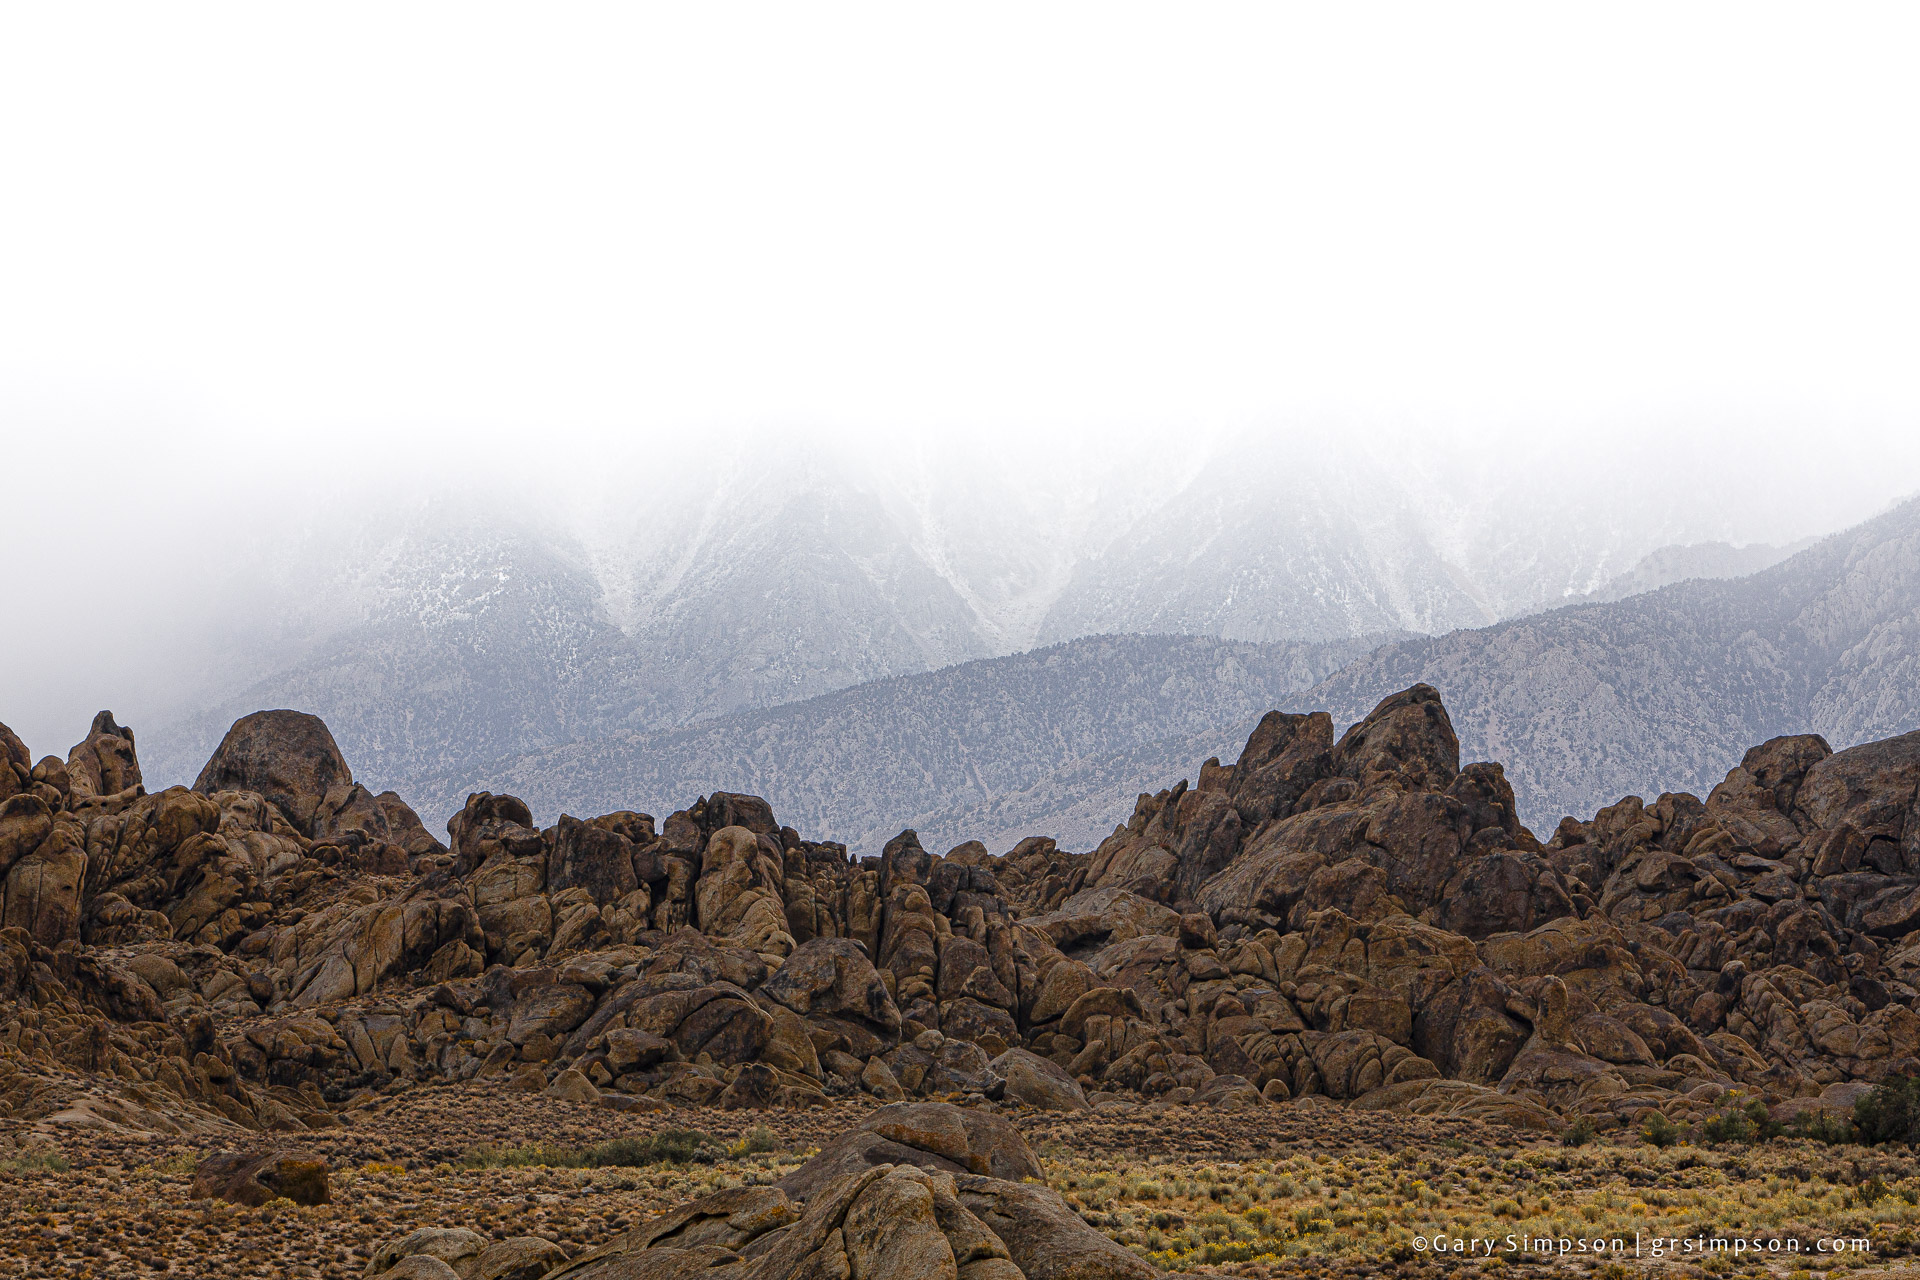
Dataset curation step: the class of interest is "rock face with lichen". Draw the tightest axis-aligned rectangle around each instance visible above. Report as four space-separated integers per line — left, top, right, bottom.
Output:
4 683 1920 1144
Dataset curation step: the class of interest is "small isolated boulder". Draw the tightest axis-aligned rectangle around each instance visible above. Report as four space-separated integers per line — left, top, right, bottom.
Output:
191 1150 330 1207
544 1067 601 1104
506 1063 547 1092
991 1047 1089 1112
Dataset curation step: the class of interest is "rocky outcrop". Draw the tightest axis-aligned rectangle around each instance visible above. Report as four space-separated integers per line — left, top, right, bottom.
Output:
0 712 449 1134
775 1101 1043 1200
193 710 433 872
761 937 901 1057
66 711 142 801
193 710 355 837
379 1103 1156 1280
529 1160 1154 1279
9 679 1920 1141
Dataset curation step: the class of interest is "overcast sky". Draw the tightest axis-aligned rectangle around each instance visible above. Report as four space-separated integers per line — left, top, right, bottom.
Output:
5 4 1920 752
6 4 1918 453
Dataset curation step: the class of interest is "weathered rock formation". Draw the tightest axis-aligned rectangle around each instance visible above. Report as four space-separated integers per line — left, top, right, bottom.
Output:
4 683 1920 1139
368 1102 1152 1280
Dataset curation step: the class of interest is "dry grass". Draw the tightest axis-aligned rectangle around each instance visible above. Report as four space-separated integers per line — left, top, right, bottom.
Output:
7 1084 1920 1278
1036 1136 1920 1274
0 1139 819 1277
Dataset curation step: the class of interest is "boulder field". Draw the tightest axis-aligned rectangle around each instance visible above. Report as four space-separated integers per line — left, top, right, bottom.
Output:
3 685 1919 1142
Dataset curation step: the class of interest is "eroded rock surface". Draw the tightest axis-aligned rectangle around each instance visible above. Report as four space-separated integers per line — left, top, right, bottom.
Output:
5 684 1920 1146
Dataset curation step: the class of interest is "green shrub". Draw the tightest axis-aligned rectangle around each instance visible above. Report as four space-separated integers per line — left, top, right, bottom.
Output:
1560 1116 1598 1147
731 1124 780 1156
633 1129 723 1165
1785 1110 1854 1145
1701 1097 1779 1144
1640 1112 1683 1148
1202 1241 1259 1263
0 1150 70 1174
461 1129 722 1169
1854 1076 1920 1147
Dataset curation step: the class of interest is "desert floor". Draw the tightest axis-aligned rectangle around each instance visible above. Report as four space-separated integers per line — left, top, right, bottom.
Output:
5 1081 1920 1279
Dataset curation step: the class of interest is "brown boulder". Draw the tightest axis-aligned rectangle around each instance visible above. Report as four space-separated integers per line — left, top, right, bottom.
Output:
861 1056 908 1100
372 1259 461 1280
956 1173 1160 1279
1228 709 1335 828
549 813 640 905
604 1028 677 1073
1742 734 1834 811
878 882 942 1014
448 792 541 876
1412 968 1529 1084
991 1047 1089 1112
0 793 54 883
191 1149 330 1207
761 936 901 1056
937 933 1015 1008
65 710 142 800
0 721 31 804
621 1184 797 1252
365 1227 489 1277
695 825 795 961
1437 852 1576 938
1795 730 1920 868
2 814 86 945
716 1062 783 1109
285 895 485 1007
1304 1029 1439 1099
593 982 776 1065
776 1101 1040 1202
192 709 355 838
1027 887 1180 956
1333 684 1460 794
544 1067 602 1104
375 791 448 859
546 1163 1033 1280
463 1238 569 1280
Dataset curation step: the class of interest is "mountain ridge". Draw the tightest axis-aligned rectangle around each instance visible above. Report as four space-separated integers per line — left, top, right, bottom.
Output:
402 496 1920 851
118 444 1888 807
408 632 1392 852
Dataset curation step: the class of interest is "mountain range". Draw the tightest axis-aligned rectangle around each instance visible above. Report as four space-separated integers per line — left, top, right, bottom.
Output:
414 495 1920 849
131 437 1858 824
1308 495 1920 829
408 632 1391 853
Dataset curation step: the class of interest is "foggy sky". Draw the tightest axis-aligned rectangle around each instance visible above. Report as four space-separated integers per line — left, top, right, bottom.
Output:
5 4 1920 756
